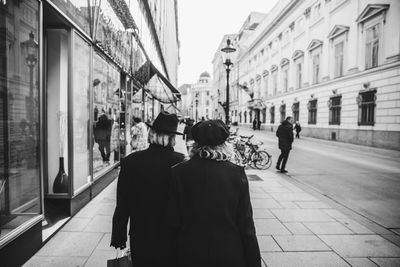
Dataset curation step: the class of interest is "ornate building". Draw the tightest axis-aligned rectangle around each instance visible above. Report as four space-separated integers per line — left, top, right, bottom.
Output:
215 0 400 150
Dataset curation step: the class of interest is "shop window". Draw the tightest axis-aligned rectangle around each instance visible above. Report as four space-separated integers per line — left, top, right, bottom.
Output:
0 0 41 241
308 99 318 124
93 53 121 177
270 107 275 124
280 104 286 122
357 90 376 126
329 96 342 125
72 34 91 192
292 102 300 122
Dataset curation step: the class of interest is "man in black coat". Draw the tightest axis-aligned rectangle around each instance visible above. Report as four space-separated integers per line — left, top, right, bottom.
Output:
111 111 185 267
276 116 294 173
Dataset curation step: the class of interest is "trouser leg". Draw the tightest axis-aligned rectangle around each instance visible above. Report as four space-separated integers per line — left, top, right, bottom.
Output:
281 149 290 170
98 142 106 161
277 150 284 168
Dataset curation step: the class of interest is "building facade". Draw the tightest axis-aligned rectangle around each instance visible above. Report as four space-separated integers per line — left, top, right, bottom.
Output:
190 72 212 121
0 1 180 266
218 0 400 150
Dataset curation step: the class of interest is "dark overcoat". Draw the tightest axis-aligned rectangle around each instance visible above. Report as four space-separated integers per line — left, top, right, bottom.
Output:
166 157 261 267
276 120 294 150
111 144 185 267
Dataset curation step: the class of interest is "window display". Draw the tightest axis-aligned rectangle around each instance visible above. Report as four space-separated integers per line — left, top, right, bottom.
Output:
93 53 120 177
0 0 41 240
73 34 91 192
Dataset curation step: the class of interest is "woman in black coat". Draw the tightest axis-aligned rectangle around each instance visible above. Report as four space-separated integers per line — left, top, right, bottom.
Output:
111 111 185 267
166 120 261 267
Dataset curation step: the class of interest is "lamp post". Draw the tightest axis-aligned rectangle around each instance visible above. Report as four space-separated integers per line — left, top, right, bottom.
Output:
221 38 236 125
195 92 199 122
21 31 38 123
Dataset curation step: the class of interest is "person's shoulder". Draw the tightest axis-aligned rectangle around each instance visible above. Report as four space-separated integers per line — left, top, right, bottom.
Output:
171 151 186 162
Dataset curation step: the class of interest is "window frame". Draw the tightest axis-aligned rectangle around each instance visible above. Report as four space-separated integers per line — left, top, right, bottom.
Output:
308 99 318 125
357 89 377 126
364 22 381 70
329 95 342 125
292 102 300 122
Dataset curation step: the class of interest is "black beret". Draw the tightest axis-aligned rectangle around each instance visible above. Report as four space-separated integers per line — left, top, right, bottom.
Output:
191 120 230 146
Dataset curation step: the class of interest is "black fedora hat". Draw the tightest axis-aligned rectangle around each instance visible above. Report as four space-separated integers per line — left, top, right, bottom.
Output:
191 120 230 146
146 111 183 135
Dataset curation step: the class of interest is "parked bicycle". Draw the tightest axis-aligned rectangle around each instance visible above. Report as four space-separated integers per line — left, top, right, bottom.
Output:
228 134 272 169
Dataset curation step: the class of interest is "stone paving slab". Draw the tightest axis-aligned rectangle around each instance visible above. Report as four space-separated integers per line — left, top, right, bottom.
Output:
271 209 336 222
35 232 103 257
283 222 314 235
273 235 331 252
261 251 350 267
318 235 400 258
303 222 354 235
257 235 282 252
23 256 87 267
254 219 292 235
345 258 378 267
370 257 400 267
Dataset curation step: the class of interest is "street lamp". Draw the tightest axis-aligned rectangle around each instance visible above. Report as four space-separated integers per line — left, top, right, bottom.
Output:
21 31 38 123
195 92 199 122
221 38 236 125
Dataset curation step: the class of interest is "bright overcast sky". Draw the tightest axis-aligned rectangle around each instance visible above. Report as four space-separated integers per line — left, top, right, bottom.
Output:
177 0 279 87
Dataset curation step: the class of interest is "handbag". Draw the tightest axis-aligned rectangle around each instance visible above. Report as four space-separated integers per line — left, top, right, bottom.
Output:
107 249 133 267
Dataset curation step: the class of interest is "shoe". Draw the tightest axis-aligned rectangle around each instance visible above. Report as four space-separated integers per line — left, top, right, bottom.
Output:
280 169 288 173
275 165 280 171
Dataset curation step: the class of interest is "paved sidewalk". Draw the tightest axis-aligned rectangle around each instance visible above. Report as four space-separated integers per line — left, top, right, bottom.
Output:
24 137 400 266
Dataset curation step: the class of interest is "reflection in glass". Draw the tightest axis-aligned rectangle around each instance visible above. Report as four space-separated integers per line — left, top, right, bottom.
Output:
93 53 120 176
0 0 41 240
73 34 91 192
49 0 91 35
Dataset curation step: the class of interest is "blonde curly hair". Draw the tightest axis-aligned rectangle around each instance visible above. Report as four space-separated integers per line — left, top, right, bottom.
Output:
190 142 234 161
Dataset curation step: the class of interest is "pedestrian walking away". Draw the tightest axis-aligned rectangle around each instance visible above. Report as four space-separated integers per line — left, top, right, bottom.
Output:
294 121 302 139
252 118 257 131
183 118 195 156
276 116 294 173
166 119 261 267
111 111 185 267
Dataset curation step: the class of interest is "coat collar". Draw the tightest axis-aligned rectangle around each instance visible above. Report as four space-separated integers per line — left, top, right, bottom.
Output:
148 143 175 152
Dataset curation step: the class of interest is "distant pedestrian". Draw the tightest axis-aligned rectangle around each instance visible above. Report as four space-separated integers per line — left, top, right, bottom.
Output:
276 116 294 173
183 118 195 156
252 118 257 131
111 111 185 267
294 121 302 139
257 119 261 130
166 120 261 267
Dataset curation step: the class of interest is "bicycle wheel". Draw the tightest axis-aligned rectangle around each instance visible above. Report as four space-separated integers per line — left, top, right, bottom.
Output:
252 151 272 170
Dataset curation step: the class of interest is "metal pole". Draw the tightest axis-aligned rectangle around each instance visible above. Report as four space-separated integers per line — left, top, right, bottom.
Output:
225 68 230 125
141 89 145 121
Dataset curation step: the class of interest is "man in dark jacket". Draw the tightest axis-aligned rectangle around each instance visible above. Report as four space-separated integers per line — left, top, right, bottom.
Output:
276 116 294 173
111 111 185 267
94 114 112 162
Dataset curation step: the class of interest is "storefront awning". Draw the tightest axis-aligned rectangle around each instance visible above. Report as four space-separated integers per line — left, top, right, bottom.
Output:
133 60 181 104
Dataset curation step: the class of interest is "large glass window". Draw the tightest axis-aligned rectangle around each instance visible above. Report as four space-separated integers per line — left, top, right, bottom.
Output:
73 34 91 192
93 53 120 177
334 42 344 77
292 102 300 122
272 71 278 95
270 107 275 124
329 96 342 125
308 99 318 124
0 0 41 240
312 54 320 84
358 90 376 126
365 24 380 69
282 67 289 93
280 104 286 123
296 62 303 89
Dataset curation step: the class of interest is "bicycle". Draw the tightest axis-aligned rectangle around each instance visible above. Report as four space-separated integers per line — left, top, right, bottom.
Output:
229 135 272 170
